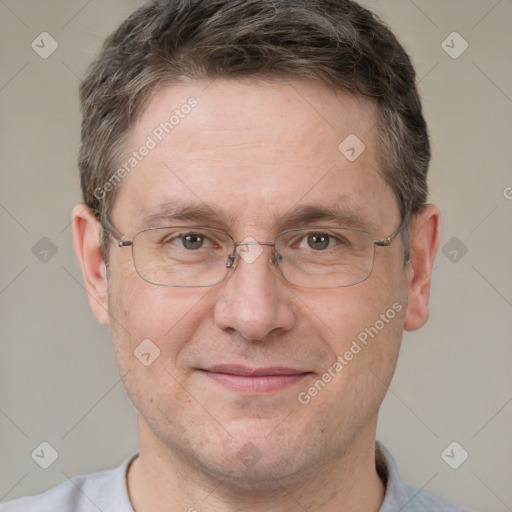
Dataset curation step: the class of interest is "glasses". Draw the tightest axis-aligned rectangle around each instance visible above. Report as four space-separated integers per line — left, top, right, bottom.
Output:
114 218 408 289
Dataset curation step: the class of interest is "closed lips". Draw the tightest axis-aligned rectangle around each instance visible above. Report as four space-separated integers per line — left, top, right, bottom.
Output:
200 365 312 393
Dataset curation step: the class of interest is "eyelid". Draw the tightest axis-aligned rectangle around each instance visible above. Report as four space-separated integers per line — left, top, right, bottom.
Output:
296 230 344 245
144 225 367 241
175 229 230 249
279 229 338 250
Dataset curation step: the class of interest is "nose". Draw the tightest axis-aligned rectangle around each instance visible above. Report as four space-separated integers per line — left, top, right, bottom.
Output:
213 243 296 341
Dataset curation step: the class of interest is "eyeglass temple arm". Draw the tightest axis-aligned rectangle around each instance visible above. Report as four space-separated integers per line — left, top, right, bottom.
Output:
374 213 410 247
97 212 129 247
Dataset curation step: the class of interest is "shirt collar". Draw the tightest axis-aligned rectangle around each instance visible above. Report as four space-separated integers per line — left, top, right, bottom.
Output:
376 440 417 511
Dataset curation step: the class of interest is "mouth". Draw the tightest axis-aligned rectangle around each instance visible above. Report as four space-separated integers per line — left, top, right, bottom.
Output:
199 365 312 393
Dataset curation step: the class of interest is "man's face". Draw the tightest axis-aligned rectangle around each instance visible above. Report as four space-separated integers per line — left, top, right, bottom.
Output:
105 79 410 484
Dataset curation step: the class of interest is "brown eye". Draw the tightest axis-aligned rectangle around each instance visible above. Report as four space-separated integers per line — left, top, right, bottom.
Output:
307 233 335 251
307 233 331 250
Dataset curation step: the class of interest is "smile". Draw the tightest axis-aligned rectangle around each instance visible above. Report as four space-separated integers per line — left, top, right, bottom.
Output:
200 365 312 393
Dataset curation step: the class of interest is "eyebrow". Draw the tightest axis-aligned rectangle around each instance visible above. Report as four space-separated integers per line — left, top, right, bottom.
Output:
277 204 377 232
138 200 378 234
138 202 238 230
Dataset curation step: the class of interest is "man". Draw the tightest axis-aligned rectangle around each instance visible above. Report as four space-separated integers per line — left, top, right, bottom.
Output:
1 0 472 511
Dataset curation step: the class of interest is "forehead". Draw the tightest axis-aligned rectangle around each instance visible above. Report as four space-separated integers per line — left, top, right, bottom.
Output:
132 78 377 156
114 79 398 233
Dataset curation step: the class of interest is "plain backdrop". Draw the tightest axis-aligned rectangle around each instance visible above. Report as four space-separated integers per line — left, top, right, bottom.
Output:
1 1 511 510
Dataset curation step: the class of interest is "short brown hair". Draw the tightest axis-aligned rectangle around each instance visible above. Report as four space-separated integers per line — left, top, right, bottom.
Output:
79 0 429 261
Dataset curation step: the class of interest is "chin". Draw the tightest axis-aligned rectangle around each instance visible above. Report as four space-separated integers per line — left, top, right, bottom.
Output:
185 424 329 492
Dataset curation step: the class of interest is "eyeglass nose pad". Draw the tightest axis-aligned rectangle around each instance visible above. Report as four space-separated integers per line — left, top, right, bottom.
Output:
225 252 237 269
225 246 281 270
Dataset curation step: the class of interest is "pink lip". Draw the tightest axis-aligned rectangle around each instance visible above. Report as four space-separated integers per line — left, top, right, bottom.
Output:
200 365 311 393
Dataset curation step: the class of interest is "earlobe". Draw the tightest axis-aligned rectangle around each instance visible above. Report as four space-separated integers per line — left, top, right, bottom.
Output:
403 204 441 332
72 203 111 327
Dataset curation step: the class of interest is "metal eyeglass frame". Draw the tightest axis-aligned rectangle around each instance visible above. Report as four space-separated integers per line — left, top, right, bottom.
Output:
113 213 410 288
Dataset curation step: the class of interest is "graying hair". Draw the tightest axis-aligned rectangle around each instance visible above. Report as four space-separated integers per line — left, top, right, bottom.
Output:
79 0 430 264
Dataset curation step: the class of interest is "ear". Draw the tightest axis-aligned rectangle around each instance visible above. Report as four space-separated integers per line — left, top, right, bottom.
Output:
404 204 441 331
72 204 110 327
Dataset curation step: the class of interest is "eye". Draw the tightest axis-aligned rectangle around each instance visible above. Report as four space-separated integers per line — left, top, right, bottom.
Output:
299 232 344 251
306 232 330 251
160 231 214 250
179 232 206 250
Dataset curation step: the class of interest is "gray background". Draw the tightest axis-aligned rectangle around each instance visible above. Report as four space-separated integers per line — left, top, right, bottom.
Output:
1 0 511 510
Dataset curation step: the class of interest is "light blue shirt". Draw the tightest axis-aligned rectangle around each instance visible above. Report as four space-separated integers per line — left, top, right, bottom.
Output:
1 442 472 511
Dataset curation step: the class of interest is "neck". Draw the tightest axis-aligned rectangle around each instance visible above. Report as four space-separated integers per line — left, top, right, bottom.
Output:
127 418 385 512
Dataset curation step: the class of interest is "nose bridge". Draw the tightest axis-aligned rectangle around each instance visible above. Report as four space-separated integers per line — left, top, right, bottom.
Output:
237 240 275 247
214 239 294 341
226 240 279 270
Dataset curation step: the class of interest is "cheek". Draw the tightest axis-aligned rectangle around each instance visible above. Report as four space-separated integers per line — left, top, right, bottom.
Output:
106 273 208 423
317 272 405 348
106 265 208 372
297 290 405 440
311 263 407 393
